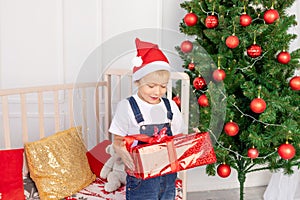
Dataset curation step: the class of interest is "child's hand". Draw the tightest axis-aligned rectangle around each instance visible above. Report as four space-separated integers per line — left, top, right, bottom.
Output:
113 135 135 171
118 144 135 171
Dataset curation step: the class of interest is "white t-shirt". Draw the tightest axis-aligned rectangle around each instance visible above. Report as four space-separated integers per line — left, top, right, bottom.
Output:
109 94 186 137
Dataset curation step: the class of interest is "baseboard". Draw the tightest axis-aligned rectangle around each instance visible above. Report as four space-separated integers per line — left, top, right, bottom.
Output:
186 166 272 192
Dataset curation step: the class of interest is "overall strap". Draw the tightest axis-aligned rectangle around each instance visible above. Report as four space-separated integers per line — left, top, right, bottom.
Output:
161 97 173 121
127 96 144 124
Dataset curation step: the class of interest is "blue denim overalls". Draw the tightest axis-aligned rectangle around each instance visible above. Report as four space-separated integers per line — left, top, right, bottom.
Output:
125 96 177 200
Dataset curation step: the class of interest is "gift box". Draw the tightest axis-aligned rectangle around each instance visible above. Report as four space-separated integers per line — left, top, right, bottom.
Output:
125 130 216 179
86 140 111 177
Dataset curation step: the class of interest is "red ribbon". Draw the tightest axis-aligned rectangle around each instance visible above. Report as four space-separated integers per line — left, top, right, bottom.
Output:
166 139 180 173
124 127 172 152
124 127 182 175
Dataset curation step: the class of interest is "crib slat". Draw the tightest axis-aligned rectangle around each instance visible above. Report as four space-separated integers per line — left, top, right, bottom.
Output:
129 75 133 94
167 81 172 99
95 86 100 143
54 91 60 132
81 88 88 145
178 73 189 200
20 94 28 143
180 75 190 134
117 75 121 101
2 96 11 148
68 89 74 127
38 92 45 138
105 74 112 140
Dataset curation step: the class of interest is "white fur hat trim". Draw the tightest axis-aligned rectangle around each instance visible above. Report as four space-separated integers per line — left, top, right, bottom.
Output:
132 61 171 81
132 56 143 67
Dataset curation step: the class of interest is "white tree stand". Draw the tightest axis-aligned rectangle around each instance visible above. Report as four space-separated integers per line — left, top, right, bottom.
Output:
264 167 300 200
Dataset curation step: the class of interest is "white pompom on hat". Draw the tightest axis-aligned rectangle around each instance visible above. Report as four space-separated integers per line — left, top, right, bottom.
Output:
132 38 171 81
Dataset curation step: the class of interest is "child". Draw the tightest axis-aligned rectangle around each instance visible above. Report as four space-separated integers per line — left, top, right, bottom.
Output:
109 38 186 200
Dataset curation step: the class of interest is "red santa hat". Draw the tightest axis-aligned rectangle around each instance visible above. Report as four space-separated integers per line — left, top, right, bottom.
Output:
132 38 171 81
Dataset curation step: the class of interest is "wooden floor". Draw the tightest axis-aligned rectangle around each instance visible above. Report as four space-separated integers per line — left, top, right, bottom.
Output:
187 186 266 200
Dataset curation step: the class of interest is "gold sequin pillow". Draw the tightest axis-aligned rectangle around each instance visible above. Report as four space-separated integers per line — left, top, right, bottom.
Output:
25 127 96 200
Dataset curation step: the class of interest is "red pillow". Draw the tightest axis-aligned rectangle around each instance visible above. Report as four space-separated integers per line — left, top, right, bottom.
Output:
86 140 112 177
0 148 25 200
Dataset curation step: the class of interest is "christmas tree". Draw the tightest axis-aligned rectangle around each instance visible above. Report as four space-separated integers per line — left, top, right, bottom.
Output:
176 1 300 199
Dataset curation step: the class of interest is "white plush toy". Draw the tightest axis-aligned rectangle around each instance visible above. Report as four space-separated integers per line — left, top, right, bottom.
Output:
100 144 127 192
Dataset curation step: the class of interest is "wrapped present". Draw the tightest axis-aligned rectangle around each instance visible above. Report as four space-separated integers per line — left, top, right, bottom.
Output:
86 140 111 177
124 129 216 179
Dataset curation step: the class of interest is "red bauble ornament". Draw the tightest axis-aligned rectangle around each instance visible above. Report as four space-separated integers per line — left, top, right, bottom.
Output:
181 40 193 53
213 69 226 82
184 13 198 26
205 15 218 29
278 143 296 160
172 96 181 108
240 13 252 27
247 147 259 159
193 77 206 90
217 163 231 178
289 76 300 90
198 94 209 107
264 9 279 24
224 121 239 136
277 51 291 64
250 98 266 114
188 63 195 71
247 44 262 58
226 35 239 49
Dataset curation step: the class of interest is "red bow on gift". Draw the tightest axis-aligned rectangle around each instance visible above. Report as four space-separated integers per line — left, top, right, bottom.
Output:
124 127 172 152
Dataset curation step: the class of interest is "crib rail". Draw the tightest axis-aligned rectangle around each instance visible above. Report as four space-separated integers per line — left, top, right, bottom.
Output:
0 82 108 149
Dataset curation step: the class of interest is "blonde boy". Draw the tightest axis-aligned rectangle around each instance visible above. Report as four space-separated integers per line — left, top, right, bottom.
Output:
109 38 185 200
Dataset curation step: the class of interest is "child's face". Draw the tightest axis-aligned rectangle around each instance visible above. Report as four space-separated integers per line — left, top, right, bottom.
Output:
136 71 170 104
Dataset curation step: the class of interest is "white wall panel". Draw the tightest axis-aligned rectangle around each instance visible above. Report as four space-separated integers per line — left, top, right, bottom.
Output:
187 166 272 192
0 0 63 88
63 0 101 83
288 0 300 51
96 0 165 81
162 0 186 31
101 0 162 41
0 0 2 89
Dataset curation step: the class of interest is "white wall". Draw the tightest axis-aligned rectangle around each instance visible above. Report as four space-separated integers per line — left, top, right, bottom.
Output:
0 0 299 192
0 0 64 87
288 0 300 51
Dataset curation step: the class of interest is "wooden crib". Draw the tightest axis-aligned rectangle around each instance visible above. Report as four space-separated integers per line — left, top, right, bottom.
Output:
0 69 190 200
